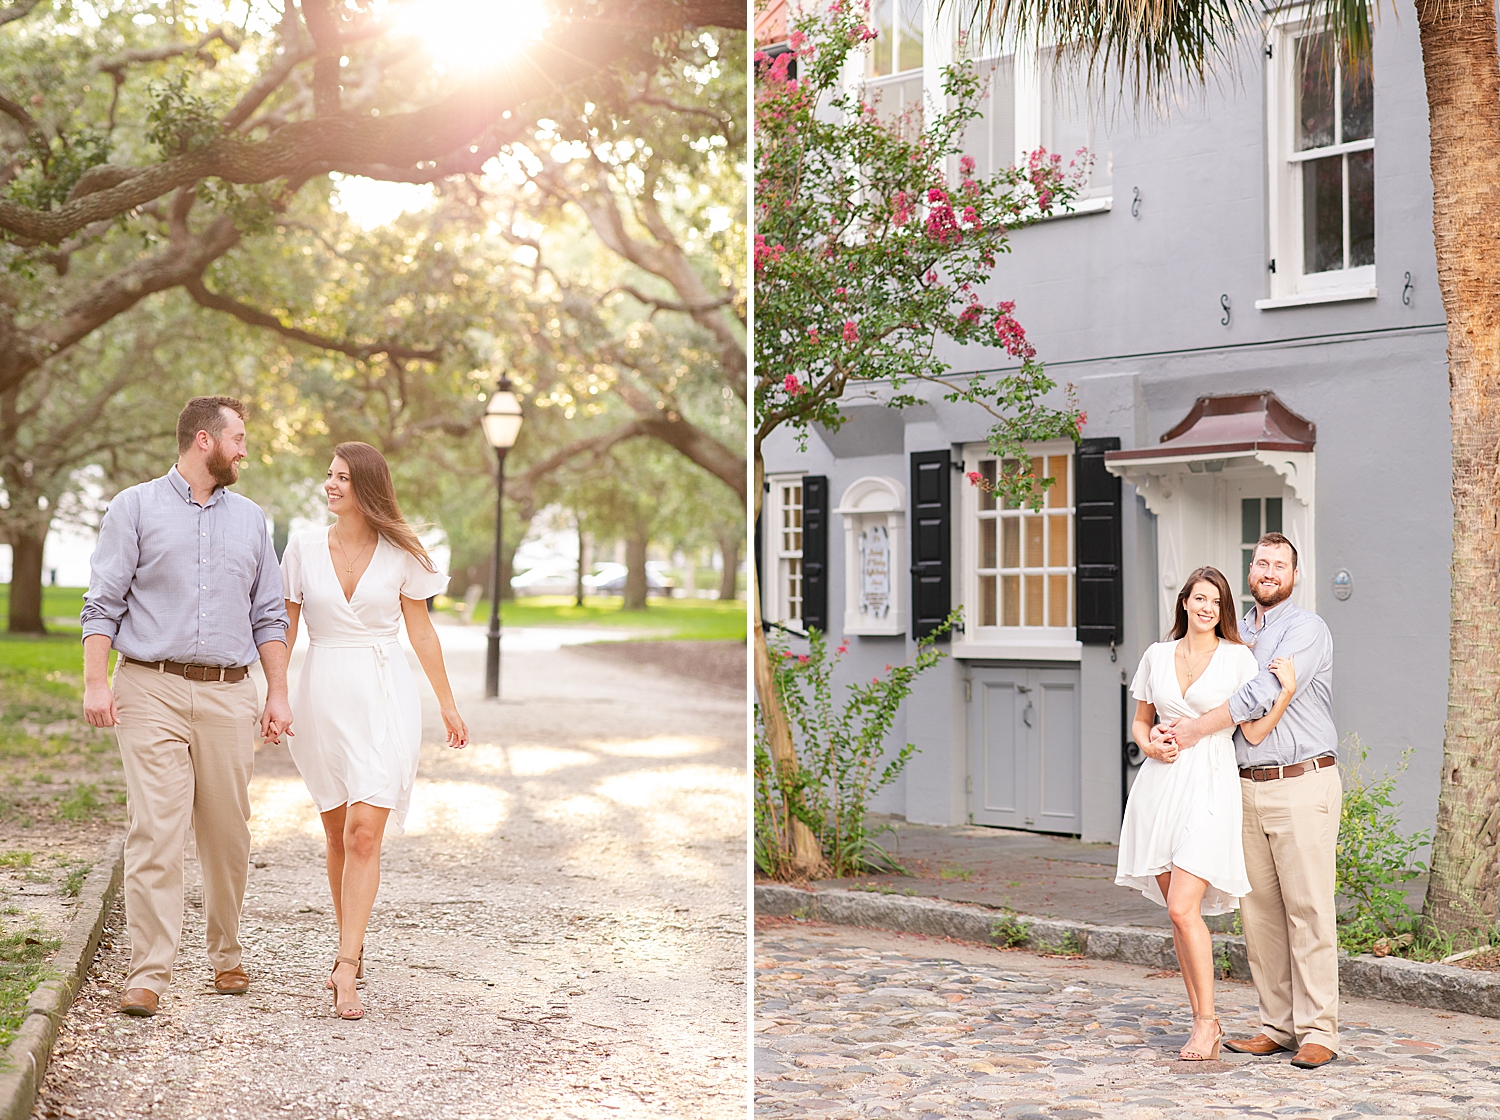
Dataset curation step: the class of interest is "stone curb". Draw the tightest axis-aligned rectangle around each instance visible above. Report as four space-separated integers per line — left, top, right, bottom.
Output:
0 838 124 1120
755 883 1500 1019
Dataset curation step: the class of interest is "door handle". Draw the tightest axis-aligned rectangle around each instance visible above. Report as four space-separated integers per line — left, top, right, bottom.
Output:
1022 702 1034 728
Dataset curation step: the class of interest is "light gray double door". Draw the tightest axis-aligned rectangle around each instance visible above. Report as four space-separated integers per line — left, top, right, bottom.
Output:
967 664 1081 834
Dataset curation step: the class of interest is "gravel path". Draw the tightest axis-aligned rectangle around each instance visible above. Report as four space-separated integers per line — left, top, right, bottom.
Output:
32 636 747 1120
756 921 1500 1119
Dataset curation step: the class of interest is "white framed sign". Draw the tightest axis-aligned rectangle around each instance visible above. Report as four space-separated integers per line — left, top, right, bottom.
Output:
836 476 906 635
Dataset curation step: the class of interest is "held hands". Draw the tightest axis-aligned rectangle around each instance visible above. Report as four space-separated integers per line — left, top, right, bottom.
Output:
1269 656 1296 696
260 695 294 745
82 683 119 728
441 706 469 749
1144 723 1180 764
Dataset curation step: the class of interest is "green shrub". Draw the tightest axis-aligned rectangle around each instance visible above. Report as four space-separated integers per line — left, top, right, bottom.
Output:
755 612 957 877
1335 735 1430 955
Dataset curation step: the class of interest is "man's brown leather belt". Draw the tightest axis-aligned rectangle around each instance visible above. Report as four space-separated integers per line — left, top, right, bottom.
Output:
1239 755 1337 782
123 658 249 683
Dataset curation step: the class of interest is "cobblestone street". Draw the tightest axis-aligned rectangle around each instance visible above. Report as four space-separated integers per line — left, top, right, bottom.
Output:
756 922 1500 1119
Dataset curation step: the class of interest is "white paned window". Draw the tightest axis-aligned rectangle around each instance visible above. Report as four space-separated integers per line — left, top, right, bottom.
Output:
945 41 1111 212
967 449 1074 634
765 476 805 630
957 55 1015 178
867 0 925 131
1260 15 1375 308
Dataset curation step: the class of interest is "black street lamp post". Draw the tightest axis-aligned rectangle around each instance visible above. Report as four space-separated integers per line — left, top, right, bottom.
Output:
481 377 523 699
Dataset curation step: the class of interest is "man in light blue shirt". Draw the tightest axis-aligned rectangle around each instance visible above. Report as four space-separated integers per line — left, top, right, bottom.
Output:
1162 533 1341 1069
81 396 291 1017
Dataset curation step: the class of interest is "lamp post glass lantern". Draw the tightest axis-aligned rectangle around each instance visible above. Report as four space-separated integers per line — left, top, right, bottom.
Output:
483 379 523 699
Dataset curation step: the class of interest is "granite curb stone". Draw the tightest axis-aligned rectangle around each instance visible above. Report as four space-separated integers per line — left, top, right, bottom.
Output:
756 883 1500 1017
0 837 124 1120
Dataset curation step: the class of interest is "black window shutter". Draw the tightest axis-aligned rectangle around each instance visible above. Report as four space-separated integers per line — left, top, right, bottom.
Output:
909 450 952 641
755 508 766 630
801 475 829 631
1075 437 1123 645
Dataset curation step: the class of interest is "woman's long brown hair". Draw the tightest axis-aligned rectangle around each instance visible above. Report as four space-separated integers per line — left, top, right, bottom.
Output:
331 441 437 573
1166 566 1244 644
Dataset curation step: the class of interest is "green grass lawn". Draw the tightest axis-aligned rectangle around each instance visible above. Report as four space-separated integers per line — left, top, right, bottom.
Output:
1 585 747 642
0 629 123 826
0 585 87 629
438 595 747 642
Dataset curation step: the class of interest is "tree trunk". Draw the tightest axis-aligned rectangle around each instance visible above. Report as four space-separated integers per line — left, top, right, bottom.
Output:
7 527 46 634
576 521 588 607
1418 0 1500 935
623 533 649 610
752 451 828 879
718 529 741 600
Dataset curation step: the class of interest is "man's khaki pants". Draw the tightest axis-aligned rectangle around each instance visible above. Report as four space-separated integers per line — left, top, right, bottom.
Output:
1239 763 1342 1053
113 661 257 994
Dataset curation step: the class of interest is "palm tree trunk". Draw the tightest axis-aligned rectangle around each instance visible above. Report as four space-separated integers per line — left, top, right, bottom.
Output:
752 451 828 879
1417 0 1500 934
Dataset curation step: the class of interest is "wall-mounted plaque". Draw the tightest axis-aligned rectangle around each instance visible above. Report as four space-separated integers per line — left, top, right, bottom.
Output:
1332 569 1352 601
859 524 891 620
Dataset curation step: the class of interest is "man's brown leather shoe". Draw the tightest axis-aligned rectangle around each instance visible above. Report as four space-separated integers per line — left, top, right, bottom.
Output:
1222 1033 1292 1056
1290 1043 1338 1069
214 966 249 994
119 988 158 1017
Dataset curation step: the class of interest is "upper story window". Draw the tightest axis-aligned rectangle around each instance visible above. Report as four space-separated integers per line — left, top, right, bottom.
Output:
869 0 923 77
1260 15 1375 308
1041 51 1112 205
952 45 1111 210
866 0 925 130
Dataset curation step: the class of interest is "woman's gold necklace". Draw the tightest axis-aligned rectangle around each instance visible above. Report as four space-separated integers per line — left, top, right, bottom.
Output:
332 525 377 576
1179 640 1216 682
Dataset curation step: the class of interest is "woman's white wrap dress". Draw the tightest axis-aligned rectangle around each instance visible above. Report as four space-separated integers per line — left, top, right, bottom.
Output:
1115 639 1259 916
280 530 448 836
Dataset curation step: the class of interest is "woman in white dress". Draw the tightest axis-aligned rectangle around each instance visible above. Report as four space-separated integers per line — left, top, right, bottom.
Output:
280 441 469 1020
1116 566 1296 1060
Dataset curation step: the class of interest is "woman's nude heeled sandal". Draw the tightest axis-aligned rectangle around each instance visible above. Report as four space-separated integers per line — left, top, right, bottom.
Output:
330 956 364 1021
1180 1016 1222 1061
325 945 363 989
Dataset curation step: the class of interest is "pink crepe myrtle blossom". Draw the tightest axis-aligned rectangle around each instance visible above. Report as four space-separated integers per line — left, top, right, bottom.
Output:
926 202 961 246
1076 411 1088 430
842 320 859 342
784 373 804 395
967 470 982 485
798 654 810 664
959 155 975 176
993 301 1036 359
836 639 850 655
808 325 820 343
754 235 786 272
925 270 938 284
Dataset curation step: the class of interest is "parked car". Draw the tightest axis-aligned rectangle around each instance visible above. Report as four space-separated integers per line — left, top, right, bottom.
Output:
509 559 579 597
583 561 674 597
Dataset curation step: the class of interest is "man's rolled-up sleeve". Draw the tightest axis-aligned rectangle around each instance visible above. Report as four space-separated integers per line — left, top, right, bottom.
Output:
80 493 139 643
1227 614 1331 724
249 522 290 648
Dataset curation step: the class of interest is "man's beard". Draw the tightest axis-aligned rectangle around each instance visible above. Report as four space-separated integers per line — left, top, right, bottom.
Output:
1251 576 1293 609
206 442 240 487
